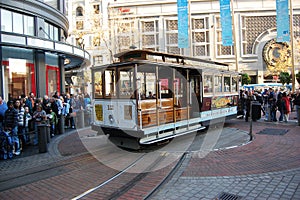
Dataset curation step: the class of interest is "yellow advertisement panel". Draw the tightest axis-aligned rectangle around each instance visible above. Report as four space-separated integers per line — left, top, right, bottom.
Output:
95 104 103 121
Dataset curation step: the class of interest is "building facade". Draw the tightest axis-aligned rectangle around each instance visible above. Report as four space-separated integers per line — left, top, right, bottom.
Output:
0 0 90 101
67 0 300 86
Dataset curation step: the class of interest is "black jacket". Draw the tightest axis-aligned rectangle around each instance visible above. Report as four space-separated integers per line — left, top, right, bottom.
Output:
294 94 300 106
4 107 18 128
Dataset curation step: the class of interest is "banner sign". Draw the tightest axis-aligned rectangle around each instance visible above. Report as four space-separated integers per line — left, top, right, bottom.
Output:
177 0 189 48
219 0 233 46
276 0 290 42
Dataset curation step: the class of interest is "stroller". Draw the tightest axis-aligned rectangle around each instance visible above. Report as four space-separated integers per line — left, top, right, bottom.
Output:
0 129 13 160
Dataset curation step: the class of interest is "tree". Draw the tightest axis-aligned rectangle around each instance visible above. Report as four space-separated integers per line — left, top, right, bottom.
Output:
279 72 291 85
241 73 251 85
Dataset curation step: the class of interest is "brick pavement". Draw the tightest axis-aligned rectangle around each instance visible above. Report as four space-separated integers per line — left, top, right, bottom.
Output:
151 111 300 200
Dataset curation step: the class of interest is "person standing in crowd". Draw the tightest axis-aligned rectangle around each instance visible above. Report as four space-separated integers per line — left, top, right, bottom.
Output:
23 106 32 144
52 95 63 134
14 99 25 150
73 94 84 112
262 88 269 121
268 88 277 122
42 95 51 114
83 93 91 109
32 104 47 145
65 93 75 129
0 97 8 131
25 92 36 114
254 91 265 116
293 89 300 126
276 88 284 122
242 90 249 118
4 101 20 155
281 92 291 123
48 108 57 137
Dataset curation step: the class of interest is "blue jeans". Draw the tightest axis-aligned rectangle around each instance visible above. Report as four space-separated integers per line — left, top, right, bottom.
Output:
11 126 20 152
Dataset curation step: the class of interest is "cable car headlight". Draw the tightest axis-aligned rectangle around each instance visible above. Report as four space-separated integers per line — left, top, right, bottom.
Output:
108 114 114 123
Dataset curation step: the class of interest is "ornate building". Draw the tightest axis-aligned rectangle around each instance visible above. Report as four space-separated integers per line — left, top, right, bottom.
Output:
67 0 300 85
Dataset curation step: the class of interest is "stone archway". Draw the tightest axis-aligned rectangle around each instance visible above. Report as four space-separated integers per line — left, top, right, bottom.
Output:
253 29 276 81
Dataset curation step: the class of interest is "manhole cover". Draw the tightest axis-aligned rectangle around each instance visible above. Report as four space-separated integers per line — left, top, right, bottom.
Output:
216 192 242 200
257 128 288 135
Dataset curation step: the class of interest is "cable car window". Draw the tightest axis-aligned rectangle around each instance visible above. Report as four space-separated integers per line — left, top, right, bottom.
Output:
158 67 173 98
232 76 238 92
214 75 222 93
137 71 156 99
105 69 116 98
204 75 213 93
119 68 134 98
224 76 230 92
94 71 103 98
137 64 156 99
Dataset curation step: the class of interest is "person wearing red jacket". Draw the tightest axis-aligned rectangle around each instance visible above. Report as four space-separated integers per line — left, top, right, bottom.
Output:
281 92 291 123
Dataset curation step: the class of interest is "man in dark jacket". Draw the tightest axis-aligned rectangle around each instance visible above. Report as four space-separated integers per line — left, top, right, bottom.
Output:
4 100 20 155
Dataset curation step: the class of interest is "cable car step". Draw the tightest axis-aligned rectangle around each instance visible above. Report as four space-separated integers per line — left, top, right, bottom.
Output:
140 125 206 145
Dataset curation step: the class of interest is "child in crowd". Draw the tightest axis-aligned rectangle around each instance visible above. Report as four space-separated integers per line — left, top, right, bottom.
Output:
23 106 32 144
47 108 57 137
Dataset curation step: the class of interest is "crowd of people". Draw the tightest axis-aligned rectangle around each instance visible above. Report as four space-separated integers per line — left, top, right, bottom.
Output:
239 87 300 125
0 91 91 157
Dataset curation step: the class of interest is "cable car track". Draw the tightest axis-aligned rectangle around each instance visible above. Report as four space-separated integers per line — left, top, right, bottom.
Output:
71 150 185 199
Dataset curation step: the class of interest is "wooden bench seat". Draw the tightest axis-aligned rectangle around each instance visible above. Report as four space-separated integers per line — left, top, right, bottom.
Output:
138 98 190 127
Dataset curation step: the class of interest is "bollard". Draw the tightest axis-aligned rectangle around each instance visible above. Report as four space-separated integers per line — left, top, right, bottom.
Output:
76 110 84 128
45 123 50 143
37 124 48 153
59 116 65 134
251 101 261 121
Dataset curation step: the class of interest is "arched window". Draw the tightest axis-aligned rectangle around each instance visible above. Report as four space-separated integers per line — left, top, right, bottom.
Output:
76 6 83 16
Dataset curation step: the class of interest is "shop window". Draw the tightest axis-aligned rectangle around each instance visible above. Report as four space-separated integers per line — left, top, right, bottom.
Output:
46 53 60 96
2 59 35 100
1 47 35 100
46 66 60 96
